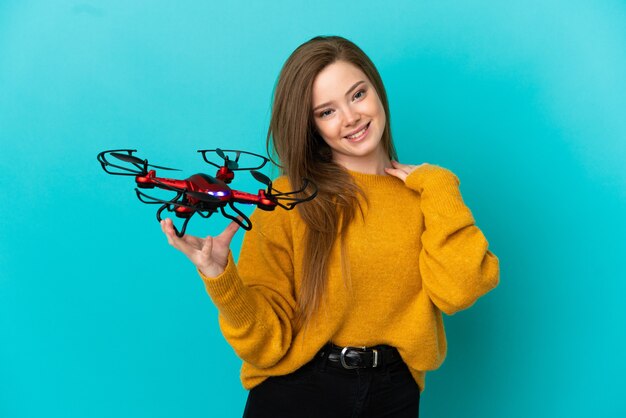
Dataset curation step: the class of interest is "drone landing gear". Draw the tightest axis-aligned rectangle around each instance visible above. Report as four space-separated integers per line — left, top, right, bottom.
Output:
220 202 252 231
134 188 250 236
156 205 194 237
135 188 197 237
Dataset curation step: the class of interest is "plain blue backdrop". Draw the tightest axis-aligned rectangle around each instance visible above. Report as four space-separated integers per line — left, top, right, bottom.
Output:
1 1 625 417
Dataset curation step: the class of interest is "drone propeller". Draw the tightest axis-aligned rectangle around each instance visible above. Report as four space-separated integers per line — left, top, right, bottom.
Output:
215 148 239 170
97 149 180 177
198 148 270 171
110 152 180 172
250 170 272 188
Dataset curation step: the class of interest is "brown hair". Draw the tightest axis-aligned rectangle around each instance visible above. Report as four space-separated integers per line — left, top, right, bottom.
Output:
267 35 397 329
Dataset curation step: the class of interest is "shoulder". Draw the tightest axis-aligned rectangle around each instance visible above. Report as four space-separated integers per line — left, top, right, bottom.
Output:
405 164 460 193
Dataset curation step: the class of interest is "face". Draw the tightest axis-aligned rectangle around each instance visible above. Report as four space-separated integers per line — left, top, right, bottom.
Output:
311 60 387 172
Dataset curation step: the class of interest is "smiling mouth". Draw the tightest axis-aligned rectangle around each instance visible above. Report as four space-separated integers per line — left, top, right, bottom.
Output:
344 122 371 140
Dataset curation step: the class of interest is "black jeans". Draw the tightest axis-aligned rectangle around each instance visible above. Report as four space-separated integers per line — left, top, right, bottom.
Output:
242 348 420 418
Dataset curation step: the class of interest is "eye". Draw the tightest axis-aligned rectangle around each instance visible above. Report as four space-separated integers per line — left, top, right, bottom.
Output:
353 89 367 100
318 109 334 118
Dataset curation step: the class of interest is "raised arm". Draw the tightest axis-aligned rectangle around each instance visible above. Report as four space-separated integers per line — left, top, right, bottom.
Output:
388 162 500 315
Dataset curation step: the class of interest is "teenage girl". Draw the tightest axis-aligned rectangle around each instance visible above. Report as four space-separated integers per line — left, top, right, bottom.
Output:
161 35 499 418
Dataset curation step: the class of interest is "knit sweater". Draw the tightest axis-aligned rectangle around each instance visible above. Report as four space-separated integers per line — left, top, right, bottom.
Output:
199 164 500 391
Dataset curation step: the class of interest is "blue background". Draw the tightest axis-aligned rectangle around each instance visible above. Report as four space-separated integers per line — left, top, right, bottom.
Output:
1 0 625 417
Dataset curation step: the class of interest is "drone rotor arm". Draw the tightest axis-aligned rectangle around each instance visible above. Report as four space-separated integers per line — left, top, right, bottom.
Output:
150 178 188 194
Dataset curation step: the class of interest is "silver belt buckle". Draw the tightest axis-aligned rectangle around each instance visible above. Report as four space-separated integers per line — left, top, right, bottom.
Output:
340 346 378 369
340 346 361 369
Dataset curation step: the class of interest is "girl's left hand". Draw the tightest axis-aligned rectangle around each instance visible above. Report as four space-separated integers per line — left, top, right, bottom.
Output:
385 160 427 182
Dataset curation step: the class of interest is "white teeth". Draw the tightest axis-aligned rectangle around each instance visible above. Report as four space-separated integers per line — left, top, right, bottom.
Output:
346 124 368 139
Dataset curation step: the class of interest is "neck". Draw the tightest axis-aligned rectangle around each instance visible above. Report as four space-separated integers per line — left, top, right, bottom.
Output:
333 148 392 175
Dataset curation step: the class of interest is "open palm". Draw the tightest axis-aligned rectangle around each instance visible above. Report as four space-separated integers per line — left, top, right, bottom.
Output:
160 217 240 278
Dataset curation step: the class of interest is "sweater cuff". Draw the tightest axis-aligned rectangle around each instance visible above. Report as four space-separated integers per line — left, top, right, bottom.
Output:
198 252 257 327
405 164 469 216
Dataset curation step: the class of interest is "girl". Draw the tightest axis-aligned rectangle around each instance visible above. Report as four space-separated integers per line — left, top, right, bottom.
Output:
161 35 499 418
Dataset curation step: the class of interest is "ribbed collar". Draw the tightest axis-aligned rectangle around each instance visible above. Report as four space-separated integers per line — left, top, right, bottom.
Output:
347 169 404 188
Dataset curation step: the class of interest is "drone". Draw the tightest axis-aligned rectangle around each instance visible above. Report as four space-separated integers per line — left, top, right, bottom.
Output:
97 148 317 236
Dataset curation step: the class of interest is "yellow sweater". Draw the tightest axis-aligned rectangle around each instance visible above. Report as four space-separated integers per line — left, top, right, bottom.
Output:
199 164 499 391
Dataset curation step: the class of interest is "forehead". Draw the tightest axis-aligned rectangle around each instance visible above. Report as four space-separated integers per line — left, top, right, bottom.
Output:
312 61 370 102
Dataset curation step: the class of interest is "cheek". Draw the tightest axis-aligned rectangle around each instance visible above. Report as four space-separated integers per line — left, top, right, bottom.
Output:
374 102 386 131
378 108 386 130
373 97 385 118
316 120 341 142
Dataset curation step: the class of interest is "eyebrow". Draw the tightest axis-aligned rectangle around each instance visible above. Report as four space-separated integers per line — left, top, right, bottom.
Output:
312 80 366 111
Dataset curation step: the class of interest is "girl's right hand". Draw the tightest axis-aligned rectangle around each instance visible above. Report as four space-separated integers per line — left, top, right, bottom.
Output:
160 218 241 278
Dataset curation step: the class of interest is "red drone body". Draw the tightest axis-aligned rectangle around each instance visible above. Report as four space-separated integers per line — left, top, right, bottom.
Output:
135 170 276 212
97 148 317 236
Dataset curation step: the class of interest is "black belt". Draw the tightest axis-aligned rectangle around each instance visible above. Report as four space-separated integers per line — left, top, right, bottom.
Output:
317 343 401 370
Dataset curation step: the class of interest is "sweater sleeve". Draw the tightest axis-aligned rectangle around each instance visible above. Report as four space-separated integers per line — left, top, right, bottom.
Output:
198 188 296 368
405 164 500 315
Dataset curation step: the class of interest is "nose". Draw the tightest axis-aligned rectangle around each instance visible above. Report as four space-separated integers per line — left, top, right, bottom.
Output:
343 106 360 126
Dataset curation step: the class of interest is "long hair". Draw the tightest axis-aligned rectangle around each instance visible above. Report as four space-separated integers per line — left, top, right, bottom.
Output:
267 35 397 329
